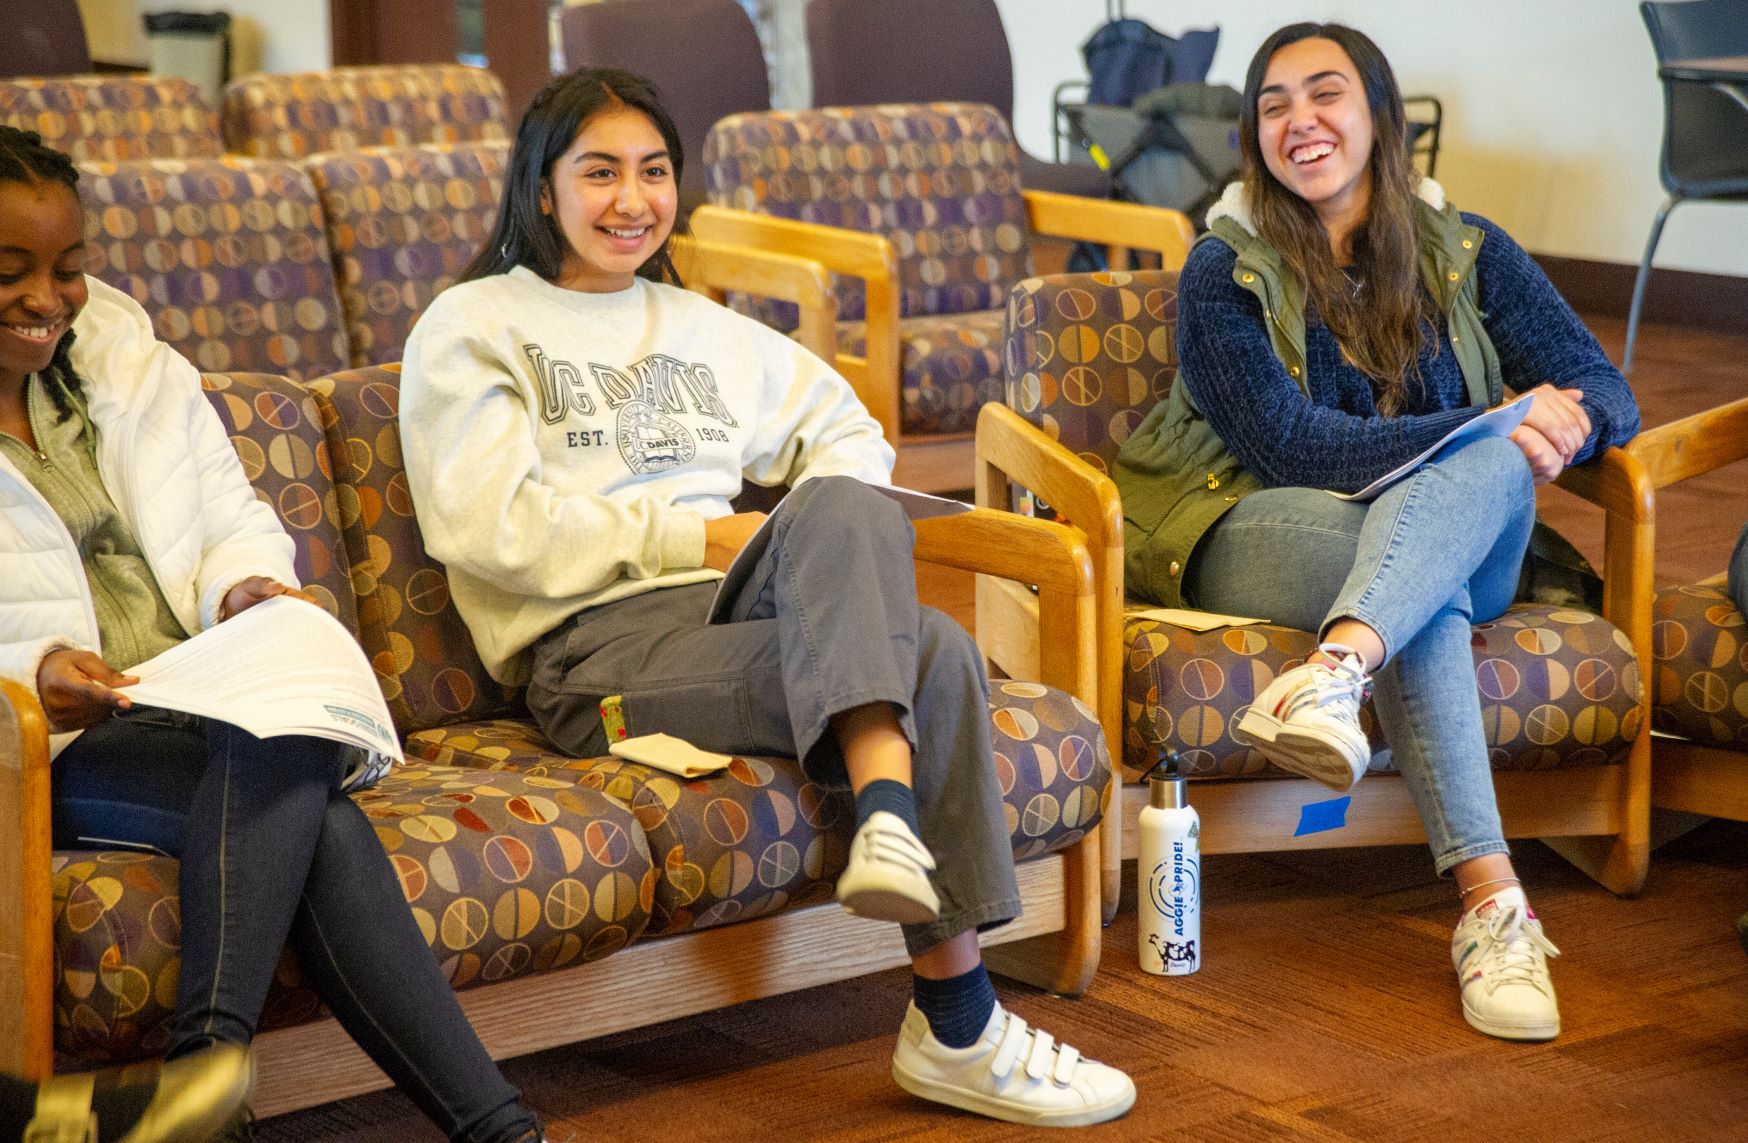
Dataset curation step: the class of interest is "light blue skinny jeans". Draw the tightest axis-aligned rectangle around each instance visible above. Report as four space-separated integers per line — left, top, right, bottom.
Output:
1185 435 1537 874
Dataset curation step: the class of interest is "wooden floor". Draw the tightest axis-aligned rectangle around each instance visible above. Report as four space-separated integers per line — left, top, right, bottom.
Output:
258 314 1748 1141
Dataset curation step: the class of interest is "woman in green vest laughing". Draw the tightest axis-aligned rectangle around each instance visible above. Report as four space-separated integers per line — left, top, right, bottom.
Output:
1114 24 1639 1042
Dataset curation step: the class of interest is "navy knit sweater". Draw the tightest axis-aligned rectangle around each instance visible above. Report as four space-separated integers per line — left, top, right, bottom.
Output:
1177 212 1641 495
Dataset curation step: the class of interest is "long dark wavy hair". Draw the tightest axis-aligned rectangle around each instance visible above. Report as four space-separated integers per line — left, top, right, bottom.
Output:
1238 23 1436 414
0 124 83 409
463 67 684 286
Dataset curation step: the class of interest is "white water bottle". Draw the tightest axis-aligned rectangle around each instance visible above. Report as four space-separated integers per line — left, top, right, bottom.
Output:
1139 761 1200 975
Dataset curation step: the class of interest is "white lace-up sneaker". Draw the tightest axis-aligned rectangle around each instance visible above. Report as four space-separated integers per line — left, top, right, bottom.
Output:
1235 643 1372 791
1451 889 1561 1040
891 1002 1136 1127
836 811 940 924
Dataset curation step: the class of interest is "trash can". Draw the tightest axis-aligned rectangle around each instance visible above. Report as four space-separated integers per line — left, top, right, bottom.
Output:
143 11 232 103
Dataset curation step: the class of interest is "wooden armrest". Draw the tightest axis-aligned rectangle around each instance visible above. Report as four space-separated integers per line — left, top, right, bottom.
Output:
1623 395 1748 489
1022 190 1195 269
913 508 1095 705
0 678 55 1080
972 402 1125 779
1552 446 1651 525
972 404 1122 558
688 205 903 440
671 235 838 364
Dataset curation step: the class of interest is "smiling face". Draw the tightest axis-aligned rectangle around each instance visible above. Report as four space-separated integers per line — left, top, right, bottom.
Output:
542 106 677 293
0 178 86 393
1256 36 1377 241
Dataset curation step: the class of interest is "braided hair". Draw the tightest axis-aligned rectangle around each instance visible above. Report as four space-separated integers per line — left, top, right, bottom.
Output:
0 125 83 407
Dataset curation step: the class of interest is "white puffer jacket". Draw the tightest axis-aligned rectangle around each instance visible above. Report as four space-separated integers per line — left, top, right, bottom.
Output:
0 276 296 755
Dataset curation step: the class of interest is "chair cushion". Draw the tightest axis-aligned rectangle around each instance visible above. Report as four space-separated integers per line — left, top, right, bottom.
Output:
1122 603 1643 779
77 157 351 380
199 372 356 632
1652 582 1748 748
305 142 510 366
306 367 524 734
0 76 224 162
51 764 652 1062
220 64 509 160
1004 269 1179 476
837 307 1005 435
704 102 1034 323
406 679 1109 933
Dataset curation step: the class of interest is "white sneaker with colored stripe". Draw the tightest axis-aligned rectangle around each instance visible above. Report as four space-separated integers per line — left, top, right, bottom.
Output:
891 1002 1136 1127
1451 889 1561 1040
1235 643 1372 791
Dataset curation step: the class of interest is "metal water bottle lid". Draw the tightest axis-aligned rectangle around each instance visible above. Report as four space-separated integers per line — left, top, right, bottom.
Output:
1147 753 1188 809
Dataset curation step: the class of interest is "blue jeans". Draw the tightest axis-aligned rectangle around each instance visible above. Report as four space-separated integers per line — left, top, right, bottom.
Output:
52 713 537 1143
1184 435 1537 873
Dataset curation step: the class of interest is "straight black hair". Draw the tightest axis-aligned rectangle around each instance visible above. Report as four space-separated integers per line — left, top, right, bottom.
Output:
0 125 84 408
463 67 685 286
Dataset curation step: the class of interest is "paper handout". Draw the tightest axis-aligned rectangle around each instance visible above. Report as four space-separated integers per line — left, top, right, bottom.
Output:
1332 393 1534 503
118 596 402 773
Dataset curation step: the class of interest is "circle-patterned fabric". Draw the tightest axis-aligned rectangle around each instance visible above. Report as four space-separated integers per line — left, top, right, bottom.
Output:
306 141 509 367
306 366 523 733
1123 604 1642 780
704 102 1034 324
199 371 356 631
408 678 1110 934
50 764 653 1062
1652 581 1748 748
221 64 510 160
77 156 350 380
0 75 223 162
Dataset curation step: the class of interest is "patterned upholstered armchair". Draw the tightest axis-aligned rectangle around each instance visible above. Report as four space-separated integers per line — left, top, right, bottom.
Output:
302 141 834 370
220 64 509 159
0 75 224 162
1637 398 1748 823
304 141 511 366
974 270 1655 918
692 102 1193 492
76 156 351 380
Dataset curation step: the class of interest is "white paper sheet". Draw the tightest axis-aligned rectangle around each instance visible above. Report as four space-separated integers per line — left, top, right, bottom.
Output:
119 596 402 763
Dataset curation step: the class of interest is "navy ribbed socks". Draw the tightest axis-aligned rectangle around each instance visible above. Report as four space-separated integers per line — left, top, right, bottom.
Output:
912 964 999 1049
854 777 921 837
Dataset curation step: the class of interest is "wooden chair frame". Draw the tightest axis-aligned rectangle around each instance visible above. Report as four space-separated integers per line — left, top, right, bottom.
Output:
973 389 1656 921
690 191 1195 492
1629 396 1748 821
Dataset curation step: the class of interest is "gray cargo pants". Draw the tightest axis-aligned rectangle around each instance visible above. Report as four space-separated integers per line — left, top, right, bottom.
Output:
527 475 1022 956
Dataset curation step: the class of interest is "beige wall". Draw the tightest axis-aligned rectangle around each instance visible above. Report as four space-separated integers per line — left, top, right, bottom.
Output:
997 0 1748 277
80 0 327 75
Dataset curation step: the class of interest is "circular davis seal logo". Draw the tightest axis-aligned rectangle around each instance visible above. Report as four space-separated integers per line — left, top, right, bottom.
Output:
616 402 696 474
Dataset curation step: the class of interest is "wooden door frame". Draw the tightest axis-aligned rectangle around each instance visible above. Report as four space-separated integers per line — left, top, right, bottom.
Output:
328 0 548 114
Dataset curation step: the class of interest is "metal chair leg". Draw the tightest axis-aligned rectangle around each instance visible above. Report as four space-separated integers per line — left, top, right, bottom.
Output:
1624 194 1681 373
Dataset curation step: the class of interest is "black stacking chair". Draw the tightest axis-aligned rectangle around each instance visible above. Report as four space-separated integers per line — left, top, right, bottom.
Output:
3 0 92 78
1626 0 1748 370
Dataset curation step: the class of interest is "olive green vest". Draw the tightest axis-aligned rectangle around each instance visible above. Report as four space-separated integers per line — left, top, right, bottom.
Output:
1114 198 1499 607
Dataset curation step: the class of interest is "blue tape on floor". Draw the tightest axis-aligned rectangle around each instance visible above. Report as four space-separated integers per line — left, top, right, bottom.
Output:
1294 796 1352 836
